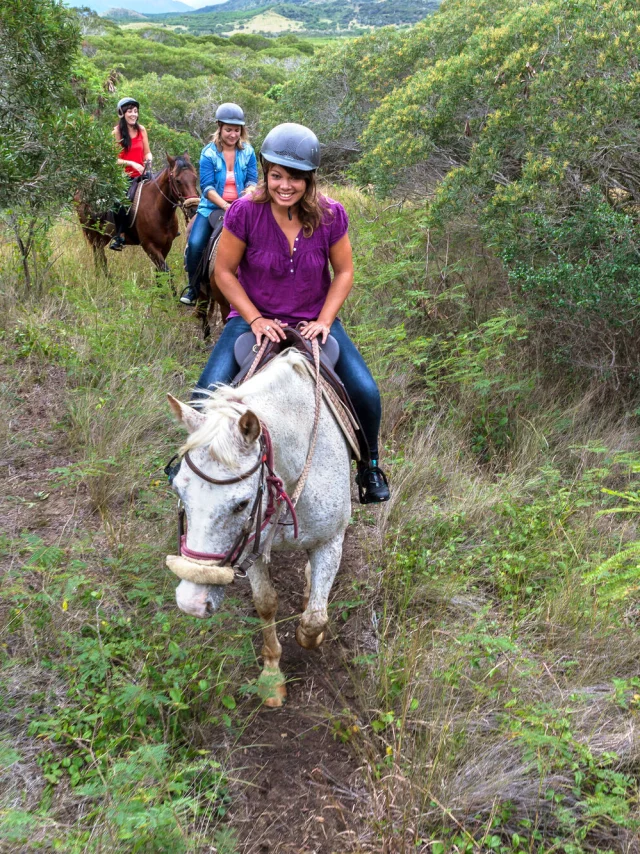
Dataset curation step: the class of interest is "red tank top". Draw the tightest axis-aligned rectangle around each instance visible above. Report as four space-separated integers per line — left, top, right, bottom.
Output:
122 131 145 178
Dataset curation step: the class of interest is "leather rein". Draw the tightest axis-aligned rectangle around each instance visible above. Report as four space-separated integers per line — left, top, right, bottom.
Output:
152 165 199 217
176 425 298 577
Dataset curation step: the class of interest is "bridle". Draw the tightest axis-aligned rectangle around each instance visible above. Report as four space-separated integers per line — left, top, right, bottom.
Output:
167 337 322 582
171 425 298 577
152 163 199 219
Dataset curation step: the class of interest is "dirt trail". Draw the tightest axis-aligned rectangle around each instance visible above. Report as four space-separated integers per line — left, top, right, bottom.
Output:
2 362 378 853
223 543 375 854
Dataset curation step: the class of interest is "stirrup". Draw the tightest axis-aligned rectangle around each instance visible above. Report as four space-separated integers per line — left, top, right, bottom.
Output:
356 464 390 505
179 285 198 306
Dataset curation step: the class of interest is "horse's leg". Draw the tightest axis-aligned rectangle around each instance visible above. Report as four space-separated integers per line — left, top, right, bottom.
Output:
145 244 173 290
93 243 108 278
210 278 230 323
248 560 286 708
296 534 345 650
302 560 312 611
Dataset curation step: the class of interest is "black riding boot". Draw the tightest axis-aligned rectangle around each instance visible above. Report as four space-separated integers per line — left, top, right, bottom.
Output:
356 460 390 504
109 205 128 251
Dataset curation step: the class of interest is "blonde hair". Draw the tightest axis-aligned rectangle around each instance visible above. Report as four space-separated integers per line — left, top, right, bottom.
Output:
211 122 249 150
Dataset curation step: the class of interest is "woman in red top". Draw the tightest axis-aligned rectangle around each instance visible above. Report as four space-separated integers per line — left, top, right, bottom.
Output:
110 97 152 251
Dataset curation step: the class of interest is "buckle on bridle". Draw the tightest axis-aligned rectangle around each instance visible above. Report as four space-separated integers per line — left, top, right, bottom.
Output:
164 453 182 483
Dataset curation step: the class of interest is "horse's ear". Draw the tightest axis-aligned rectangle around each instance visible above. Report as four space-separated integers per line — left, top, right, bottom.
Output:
167 394 206 433
166 154 176 167
238 410 261 445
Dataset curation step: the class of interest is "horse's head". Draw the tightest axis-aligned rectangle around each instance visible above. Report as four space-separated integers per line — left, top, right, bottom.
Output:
167 154 199 221
166 393 265 618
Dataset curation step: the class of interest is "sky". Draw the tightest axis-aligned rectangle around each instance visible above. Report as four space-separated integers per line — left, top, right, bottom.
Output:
64 0 228 10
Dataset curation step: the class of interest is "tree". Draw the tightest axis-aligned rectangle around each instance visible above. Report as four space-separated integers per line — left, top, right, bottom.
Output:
0 0 124 288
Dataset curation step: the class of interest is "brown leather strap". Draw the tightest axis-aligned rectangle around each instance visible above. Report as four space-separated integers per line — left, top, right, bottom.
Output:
183 443 264 485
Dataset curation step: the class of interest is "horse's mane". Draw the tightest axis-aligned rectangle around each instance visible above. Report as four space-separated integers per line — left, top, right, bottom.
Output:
175 155 194 172
181 351 308 468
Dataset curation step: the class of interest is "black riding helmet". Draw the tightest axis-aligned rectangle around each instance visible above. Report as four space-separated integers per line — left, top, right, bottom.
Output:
215 102 245 126
117 97 139 117
260 123 321 172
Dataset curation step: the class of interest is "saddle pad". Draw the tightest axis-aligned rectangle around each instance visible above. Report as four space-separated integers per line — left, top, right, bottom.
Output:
126 178 147 229
299 360 361 461
207 231 223 280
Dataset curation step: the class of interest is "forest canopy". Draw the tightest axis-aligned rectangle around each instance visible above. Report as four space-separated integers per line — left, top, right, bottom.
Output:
272 0 640 386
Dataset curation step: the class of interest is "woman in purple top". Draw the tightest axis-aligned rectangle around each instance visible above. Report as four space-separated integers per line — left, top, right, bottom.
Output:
195 123 389 504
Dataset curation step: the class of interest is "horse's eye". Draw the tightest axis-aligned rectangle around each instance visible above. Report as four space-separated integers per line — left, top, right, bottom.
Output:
233 499 250 514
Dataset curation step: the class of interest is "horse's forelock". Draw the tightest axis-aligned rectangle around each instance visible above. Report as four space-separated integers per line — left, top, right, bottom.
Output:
180 354 308 466
180 398 251 470
175 155 194 172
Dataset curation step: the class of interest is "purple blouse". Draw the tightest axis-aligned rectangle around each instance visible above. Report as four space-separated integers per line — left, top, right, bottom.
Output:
223 195 349 325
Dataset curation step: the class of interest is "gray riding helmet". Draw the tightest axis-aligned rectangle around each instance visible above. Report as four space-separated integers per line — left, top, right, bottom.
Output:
260 123 321 172
117 97 139 117
215 102 245 126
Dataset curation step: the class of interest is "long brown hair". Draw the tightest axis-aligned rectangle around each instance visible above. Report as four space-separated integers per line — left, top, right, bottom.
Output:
252 160 332 237
118 115 140 152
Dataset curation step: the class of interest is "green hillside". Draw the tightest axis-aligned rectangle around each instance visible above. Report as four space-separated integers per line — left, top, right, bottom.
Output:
78 16 314 158
149 0 442 36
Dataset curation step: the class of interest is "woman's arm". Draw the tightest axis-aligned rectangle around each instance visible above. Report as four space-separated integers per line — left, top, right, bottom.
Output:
206 188 231 210
215 228 286 344
244 150 258 190
140 126 152 163
300 233 354 343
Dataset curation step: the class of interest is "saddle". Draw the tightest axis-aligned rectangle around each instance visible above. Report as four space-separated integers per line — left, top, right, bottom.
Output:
103 176 147 234
232 327 369 462
191 210 225 294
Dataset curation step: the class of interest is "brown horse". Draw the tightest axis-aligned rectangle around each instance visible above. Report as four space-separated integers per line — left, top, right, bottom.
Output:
77 154 200 277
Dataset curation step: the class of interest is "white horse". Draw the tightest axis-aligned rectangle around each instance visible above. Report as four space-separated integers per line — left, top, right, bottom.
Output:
166 349 351 707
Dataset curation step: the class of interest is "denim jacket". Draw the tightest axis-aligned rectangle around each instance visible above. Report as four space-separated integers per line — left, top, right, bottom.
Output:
197 141 258 217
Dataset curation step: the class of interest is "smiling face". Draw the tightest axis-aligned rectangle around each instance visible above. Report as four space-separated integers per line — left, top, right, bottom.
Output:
266 164 308 211
123 106 139 126
219 123 242 149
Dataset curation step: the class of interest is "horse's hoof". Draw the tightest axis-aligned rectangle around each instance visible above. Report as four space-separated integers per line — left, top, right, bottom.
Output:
258 670 286 707
295 625 325 650
263 691 285 709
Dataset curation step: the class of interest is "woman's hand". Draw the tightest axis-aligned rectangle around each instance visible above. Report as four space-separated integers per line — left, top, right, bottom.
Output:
299 320 331 344
251 317 288 346
131 161 145 175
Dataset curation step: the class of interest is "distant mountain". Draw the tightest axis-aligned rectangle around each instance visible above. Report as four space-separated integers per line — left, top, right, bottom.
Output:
152 0 442 33
64 0 193 13
105 7 150 20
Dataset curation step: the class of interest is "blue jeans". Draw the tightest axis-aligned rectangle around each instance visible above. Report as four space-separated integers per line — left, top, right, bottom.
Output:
194 317 382 458
185 211 222 286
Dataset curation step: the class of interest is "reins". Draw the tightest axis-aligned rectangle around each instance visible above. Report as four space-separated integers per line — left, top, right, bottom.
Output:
151 165 199 216
167 338 323 583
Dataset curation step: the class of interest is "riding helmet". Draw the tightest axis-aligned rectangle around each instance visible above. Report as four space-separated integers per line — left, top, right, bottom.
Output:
215 103 246 126
117 97 139 117
260 123 321 172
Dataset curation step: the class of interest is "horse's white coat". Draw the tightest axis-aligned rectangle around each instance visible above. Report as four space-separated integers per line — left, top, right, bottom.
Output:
168 350 351 706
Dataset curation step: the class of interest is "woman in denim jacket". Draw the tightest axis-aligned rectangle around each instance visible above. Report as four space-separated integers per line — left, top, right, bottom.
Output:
181 103 257 306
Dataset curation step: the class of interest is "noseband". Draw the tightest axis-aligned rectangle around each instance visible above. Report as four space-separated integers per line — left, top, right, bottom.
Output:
174 425 298 577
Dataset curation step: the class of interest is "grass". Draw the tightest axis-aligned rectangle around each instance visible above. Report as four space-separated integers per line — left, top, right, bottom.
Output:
1 194 640 852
